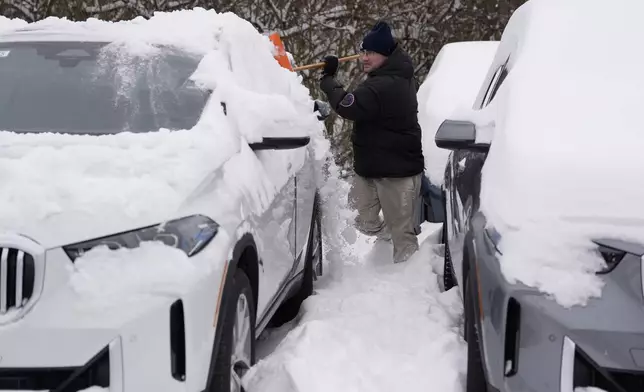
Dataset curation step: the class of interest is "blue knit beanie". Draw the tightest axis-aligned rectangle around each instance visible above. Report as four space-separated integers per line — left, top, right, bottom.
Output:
360 21 396 56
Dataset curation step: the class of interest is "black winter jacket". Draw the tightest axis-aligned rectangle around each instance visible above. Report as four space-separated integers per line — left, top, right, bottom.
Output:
320 45 425 178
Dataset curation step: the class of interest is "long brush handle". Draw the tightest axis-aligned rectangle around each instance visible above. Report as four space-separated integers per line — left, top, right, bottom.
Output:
293 54 361 71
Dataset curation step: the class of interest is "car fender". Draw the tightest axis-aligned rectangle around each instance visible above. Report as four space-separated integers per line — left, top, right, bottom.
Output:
202 232 259 392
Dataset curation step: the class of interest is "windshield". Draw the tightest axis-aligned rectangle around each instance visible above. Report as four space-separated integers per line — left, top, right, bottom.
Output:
0 41 210 134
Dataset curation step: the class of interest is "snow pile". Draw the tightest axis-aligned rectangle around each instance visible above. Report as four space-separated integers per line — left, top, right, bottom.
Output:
69 242 202 307
418 41 498 185
0 126 231 245
0 9 324 246
317 158 361 281
0 16 27 32
471 0 644 307
245 223 466 392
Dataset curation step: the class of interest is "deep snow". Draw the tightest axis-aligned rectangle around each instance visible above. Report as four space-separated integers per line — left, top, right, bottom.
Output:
246 222 466 392
244 163 466 392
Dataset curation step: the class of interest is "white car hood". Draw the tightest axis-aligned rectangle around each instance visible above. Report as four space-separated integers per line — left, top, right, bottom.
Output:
0 128 233 249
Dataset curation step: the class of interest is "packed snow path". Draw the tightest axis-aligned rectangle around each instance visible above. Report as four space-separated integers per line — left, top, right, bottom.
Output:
245 222 467 392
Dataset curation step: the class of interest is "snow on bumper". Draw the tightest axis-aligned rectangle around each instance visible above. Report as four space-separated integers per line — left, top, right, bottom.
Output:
0 232 227 391
0 295 184 391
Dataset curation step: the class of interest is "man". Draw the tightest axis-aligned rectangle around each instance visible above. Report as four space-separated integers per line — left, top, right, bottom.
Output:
319 21 425 264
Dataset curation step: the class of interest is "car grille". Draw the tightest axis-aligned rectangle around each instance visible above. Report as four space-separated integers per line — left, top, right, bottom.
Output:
0 248 35 315
0 346 110 391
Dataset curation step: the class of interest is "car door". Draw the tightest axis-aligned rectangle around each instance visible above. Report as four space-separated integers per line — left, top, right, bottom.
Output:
252 152 297 319
293 147 316 275
448 63 507 292
448 149 483 292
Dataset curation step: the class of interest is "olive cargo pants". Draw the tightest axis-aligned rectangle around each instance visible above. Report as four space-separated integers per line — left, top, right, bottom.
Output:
349 173 422 263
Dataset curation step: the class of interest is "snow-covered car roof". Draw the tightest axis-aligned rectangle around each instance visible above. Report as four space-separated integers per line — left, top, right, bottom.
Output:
0 28 126 43
418 41 498 186
0 9 258 56
472 0 644 307
0 16 28 33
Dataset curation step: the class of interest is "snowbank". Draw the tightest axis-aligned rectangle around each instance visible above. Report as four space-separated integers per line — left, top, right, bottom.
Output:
0 9 326 247
418 41 498 186
472 0 644 307
245 222 466 392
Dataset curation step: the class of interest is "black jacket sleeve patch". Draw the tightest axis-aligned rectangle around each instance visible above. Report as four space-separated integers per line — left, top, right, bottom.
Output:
340 93 355 107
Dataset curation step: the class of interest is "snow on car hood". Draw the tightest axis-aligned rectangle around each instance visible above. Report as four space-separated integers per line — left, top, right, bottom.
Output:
0 125 237 248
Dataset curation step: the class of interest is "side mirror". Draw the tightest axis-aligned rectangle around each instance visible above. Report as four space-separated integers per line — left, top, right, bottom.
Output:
314 100 331 121
434 119 489 152
249 136 310 151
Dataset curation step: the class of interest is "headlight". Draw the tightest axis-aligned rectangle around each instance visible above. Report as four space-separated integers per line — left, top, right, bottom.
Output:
595 243 626 274
63 214 219 261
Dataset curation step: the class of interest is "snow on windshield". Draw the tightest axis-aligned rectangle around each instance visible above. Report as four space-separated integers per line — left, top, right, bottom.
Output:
0 9 325 247
0 41 208 134
468 0 644 307
418 41 498 186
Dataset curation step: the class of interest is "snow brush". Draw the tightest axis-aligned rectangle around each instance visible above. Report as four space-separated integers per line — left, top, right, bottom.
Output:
292 54 361 72
267 31 360 72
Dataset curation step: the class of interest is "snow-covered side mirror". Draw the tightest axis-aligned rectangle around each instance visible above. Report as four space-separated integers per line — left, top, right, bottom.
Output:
434 119 489 152
249 136 310 151
314 100 331 121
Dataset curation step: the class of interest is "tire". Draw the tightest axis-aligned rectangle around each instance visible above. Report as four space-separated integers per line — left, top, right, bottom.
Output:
211 269 256 392
306 193 324 287
268 192 323 327
443 223 456 291
465 276 488 392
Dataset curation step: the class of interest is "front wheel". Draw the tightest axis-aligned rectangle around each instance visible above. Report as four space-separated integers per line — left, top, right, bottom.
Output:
211 269 256 392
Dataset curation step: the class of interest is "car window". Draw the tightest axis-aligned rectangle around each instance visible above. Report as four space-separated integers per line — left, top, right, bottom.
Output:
0 41 211 135
480 64 508 108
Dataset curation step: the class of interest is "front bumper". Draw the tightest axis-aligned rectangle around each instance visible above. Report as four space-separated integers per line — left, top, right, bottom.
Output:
0 295 189 392
0 231 228 392
491 286 644 392
472 223 644 392
486 295 644 392
0 338 118 391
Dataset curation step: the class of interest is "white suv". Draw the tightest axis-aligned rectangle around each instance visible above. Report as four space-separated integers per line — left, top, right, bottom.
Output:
0 10 325 392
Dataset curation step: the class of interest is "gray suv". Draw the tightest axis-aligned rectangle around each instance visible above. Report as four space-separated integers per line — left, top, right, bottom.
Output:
431 1 644 392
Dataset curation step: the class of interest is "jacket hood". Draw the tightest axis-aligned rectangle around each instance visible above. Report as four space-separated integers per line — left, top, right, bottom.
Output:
369 44 415 79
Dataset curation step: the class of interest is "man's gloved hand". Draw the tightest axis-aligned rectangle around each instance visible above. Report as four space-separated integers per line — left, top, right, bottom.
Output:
321 55 339 77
